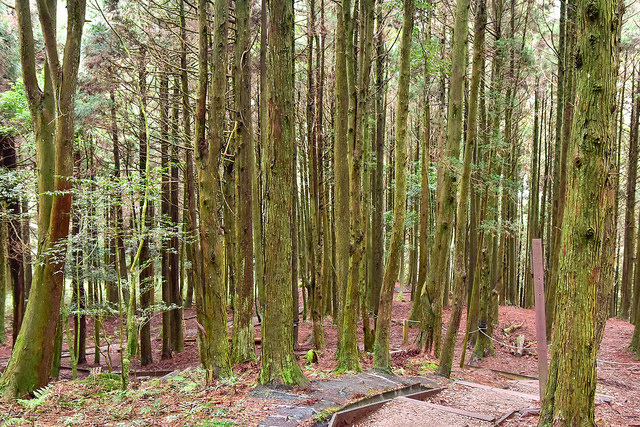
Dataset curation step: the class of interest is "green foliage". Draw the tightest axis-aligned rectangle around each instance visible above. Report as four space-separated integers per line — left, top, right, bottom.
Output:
0 7 19 84
304 349 318 365
1 417 29 425
16 384 53 411
80 373 122 393
313 407 339 422
419 360 438 374
0 81 32 135
196 421 236 427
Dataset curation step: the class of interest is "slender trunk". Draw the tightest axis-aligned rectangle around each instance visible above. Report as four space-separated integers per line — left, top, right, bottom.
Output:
193 0 231 380
410 15 431 322
334 0 349 351
373 0 413 372
621 68 639 321
160 70 172 360
438 0 480 377
0 220 6 345
2 136 26 344
231 0 256 363
138 50 153 367
546 0 576 335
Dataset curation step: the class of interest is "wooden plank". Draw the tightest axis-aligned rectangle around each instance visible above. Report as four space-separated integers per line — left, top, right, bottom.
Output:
531 238 548 401
454 380 539 401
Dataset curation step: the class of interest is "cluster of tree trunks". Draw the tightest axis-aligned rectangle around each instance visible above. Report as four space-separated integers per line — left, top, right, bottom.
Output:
0 0 635 424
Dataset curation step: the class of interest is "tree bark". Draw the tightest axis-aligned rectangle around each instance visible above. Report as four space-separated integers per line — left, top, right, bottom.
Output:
438 0 479 377
373 0 413 372
231 0 256 364
0 0 86 399
259 0 309 386
539 0 621 420
193 0 232 380
621 68 639 321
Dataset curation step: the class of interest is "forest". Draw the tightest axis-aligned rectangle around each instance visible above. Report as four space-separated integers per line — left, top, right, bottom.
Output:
0 0 638 424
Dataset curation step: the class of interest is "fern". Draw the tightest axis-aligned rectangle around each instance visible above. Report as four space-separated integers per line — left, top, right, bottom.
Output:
17 384 53 411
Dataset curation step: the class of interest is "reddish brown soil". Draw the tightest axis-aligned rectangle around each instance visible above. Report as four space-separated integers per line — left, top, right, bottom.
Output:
1 289 639 425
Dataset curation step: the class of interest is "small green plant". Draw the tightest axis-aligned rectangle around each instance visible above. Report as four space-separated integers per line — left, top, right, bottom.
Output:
419 360 438 373
313 407 339 422
2 417 29 426
81 372 122 393
304 349 318 365
196 420 236 427
17 384 53 411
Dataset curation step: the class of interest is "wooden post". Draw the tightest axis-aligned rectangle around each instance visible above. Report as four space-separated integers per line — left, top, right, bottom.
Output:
402 320 409 345
531 238 548 401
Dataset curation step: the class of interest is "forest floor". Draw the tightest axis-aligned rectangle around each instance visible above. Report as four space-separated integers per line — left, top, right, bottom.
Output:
0 288 639 426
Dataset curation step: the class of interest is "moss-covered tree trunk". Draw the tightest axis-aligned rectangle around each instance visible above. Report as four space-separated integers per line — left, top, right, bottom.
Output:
2 136 26 344
6 0 56 344
0 221 5 345
437 0 478 377
193 0 231 380
419 0 469 356
369 0 387 315
546 0 576 334
170 78 184 353
0 0 86 399
539 0 620 421
338 0 374 372
621 69 639 322
179 0 195 310
231 0 256 364
259 0 309 386
138 50 153 367
409 15 432 323
160 70 173 360
110 89 129 305
525 84 541 310
333 0 349 353
372 0 413 372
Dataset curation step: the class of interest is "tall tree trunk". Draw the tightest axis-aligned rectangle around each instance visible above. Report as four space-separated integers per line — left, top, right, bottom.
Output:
546 0 576 335
170 77 184 353
334 0 349 352
419 0 469 355
369 0 386 314
179 0 196 310
621 68 639 321
138 49 153 367
438 0 480 377
22 199 32 297
373 0 413 372
2 136 26 345
409 15 432 322
110 89 128 305
525 83 542 309
612 53 628 317
193 0 231 380
160 70 173 361
231 0 256 364
0 0 86 399
339 0 375 372
0 220 6 345
306 0 325 350
259 0 309 386
539 0 621 420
